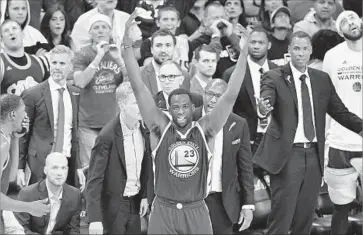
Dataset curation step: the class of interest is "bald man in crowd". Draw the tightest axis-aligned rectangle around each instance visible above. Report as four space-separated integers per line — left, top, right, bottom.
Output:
15 153 82 234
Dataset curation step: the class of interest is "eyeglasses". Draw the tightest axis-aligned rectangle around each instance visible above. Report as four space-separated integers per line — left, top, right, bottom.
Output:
205 91 223 99
158 74 182 82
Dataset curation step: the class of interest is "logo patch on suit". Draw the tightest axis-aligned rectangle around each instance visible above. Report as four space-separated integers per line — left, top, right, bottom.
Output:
353 82 361 92
168 141 200 178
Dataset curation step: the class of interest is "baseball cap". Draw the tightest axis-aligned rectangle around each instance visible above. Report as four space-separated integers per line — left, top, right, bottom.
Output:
335 10 361 36
88 14 112 31
270 6 291 29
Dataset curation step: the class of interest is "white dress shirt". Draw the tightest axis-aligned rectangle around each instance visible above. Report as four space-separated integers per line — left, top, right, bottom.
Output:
163 92 169 109
194 74 211 91
247 56 271 133
290 62 317 143
152 59 163 92
49 78 73 157
46 181 63 234
120 115 145 197
203 108 224 193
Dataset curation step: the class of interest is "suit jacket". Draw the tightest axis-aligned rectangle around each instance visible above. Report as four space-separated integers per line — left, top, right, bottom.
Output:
141 62 191 96
86 115 152 228
154 91 203 110
189 75 205 96
253 63 362 175
222 61 278 141
20 80 80 185
15 180 82 235
193 108 254 224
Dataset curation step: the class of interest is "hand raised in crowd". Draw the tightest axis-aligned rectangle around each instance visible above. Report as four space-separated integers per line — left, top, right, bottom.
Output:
210 19 234 38
238 208 253 231
89 222 103 235
257 97 274 117
109 44 123 61
139 198 149 217
96 41 110 57
234 23 247 38
27 198 51 217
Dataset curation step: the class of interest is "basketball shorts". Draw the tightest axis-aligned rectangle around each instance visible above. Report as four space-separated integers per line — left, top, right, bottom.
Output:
324 147 362 205
147 196 213 234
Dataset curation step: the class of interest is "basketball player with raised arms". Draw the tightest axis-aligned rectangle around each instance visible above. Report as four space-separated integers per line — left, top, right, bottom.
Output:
122 10 249 234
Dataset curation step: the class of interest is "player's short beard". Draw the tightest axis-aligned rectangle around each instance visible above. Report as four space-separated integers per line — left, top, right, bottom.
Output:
249 52 267 61
343 24 363 41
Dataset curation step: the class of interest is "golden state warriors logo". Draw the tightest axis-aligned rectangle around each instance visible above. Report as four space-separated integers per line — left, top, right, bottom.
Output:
168 141 200 178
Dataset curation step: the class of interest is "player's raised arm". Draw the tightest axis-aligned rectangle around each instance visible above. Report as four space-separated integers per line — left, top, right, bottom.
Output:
199 33 249 138
122 10 169 134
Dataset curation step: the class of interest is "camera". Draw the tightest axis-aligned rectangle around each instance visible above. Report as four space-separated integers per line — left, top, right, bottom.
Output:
217 22 227 30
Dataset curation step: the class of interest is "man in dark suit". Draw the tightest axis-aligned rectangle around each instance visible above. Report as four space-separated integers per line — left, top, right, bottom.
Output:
18 45 85 189
141 29 190 96
222 27 278 154
253 31 363 235
154 60 203 111
15 152 82 234
86 81 152 235
193 79 254 234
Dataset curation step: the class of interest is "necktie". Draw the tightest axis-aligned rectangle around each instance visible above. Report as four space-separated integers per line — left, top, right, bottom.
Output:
259 68 268 129
299 74 315 141
54 88 65 153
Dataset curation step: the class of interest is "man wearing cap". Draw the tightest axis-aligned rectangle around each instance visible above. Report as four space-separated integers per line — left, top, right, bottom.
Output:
73 14 124 169
70 0 142 52
267 6 292 66
293 0 337 37
322 11 362 235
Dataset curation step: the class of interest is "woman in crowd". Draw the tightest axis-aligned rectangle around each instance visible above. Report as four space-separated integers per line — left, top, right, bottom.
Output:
308 29 343 70
224 0 248 29
0 0 47 55
40 4 72 49
258 0 287 32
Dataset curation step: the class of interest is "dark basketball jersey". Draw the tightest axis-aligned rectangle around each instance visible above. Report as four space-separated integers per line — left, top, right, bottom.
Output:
152 121 212 202
0 53 46 95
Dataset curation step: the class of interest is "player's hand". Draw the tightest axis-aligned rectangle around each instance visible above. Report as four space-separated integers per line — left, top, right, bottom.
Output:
238 208 253 231
124 9 142 41
16 170 26 188
239 27 249 53
257 97 273 116
139 198 149 217
77 169 86 192
96 41 109 57
12 113 29 138
89 222 103 235
27 198 50 217
109 44 122 60
234 23 247 38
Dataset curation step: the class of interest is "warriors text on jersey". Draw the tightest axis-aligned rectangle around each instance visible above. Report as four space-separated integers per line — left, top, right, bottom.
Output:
152 121 212 203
